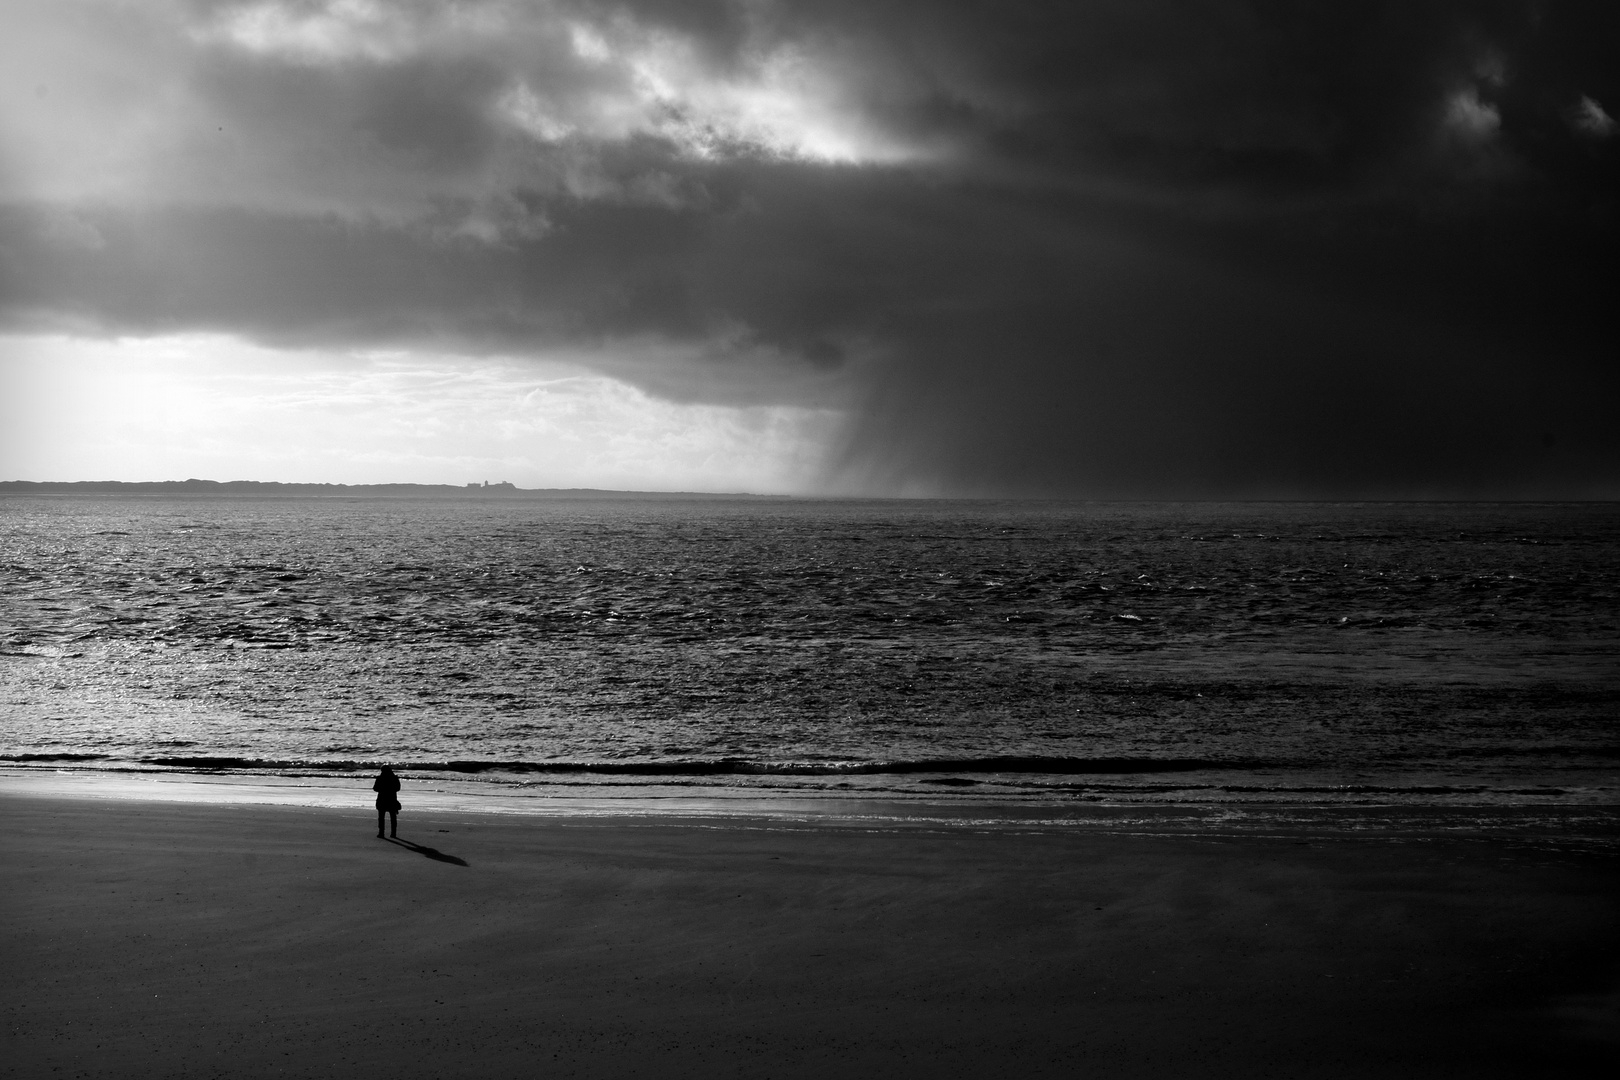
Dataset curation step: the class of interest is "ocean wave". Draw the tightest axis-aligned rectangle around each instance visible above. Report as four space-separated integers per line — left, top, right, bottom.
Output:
131 754 1265 776
0 645 83 658
1449 745 1620 759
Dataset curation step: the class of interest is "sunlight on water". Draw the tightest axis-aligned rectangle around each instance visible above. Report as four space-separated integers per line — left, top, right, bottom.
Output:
2 497 1617 809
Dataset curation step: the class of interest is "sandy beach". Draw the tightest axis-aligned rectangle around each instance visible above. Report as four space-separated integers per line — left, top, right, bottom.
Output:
3 789 1616 1079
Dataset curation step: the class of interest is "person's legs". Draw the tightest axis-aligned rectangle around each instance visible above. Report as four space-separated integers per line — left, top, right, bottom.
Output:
377 808 385 838
389 810 398 838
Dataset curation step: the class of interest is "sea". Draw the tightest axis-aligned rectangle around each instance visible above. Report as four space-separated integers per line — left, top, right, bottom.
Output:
2 496 1617 824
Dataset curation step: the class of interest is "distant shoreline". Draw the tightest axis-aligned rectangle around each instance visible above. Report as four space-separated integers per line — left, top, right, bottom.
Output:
4 481 1616 503
0 479 791 500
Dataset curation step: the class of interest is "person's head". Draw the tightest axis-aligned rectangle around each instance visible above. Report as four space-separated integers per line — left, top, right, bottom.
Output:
380 765 394 776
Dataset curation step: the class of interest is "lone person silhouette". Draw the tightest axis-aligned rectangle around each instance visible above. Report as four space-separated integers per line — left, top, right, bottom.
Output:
373 765 401 839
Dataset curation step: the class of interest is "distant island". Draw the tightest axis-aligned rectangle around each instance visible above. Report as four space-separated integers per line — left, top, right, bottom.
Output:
0 479 790 500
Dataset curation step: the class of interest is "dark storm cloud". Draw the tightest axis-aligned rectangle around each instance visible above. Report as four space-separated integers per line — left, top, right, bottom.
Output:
2 0 1615 495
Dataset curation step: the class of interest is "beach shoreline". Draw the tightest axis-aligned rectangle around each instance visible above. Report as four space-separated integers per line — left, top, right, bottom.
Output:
4 767 1617 846
4 788 1616 1078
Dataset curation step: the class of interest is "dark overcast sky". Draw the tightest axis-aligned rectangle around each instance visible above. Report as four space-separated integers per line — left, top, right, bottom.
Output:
2 0 1616 496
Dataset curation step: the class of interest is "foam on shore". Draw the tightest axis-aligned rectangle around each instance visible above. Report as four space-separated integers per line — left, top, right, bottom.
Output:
5 767 1616 854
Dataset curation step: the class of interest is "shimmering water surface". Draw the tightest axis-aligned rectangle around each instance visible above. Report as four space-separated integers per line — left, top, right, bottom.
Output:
3 496 1617 807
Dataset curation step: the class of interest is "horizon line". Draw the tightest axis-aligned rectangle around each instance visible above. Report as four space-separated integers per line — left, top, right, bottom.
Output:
2 479 1617 505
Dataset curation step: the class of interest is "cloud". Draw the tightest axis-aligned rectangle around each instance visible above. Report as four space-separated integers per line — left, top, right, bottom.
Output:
1571 95 1617 139
1444 88 1501 142
192 0 434 65
3 1 939 222
2 0 1617 495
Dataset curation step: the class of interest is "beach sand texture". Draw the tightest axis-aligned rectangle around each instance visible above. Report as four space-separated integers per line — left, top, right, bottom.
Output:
3 793 1616 1078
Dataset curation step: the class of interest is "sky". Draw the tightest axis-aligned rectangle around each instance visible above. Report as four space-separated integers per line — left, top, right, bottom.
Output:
1 0 1615 497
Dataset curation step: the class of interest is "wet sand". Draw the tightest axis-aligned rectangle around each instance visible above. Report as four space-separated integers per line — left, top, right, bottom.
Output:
3 792 1616 1078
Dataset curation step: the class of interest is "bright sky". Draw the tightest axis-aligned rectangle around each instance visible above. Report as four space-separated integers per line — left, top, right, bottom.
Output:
0 335 840 491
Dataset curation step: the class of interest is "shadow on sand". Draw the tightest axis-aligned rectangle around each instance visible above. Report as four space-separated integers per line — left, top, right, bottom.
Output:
385 837 469 867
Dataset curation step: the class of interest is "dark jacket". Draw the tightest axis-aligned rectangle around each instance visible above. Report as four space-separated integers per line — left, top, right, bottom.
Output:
373 771 401 812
